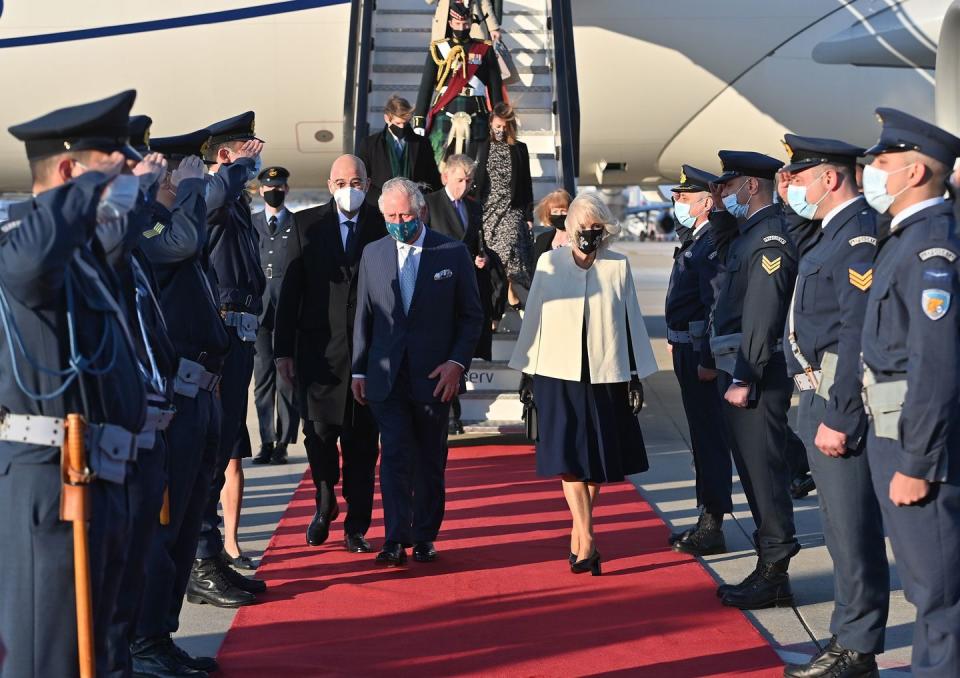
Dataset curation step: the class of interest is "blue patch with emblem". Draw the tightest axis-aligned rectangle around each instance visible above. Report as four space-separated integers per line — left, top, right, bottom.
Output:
922 289 951 320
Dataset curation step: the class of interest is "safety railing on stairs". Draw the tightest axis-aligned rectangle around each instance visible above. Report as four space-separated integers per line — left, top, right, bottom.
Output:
344 0 375 154
548 0 580 195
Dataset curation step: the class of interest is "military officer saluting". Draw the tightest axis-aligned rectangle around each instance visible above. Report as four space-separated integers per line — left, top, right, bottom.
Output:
414 1 504 164
707 151 800 610
251 166 300 466
778 135 890 678
664 164 733 557
859 109 960 678
0 91 149 677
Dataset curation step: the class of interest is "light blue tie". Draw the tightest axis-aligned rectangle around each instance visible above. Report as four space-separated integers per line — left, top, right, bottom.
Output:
399 247 417 312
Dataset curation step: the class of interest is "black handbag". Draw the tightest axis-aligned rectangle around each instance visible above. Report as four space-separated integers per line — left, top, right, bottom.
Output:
523 398 538 442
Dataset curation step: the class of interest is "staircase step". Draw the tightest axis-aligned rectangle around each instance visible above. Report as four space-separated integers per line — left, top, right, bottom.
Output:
374 46 548 68
464 360 520 391
374 10 546 32
460 420 526 435
458 391 524 422
370 70 551 90
374 27 547 51
491 332 519 361
372 63 550 75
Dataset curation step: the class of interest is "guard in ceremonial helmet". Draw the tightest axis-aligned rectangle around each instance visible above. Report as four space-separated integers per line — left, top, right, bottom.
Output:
414 1 504 165
0 90 148 677
664 164 733 557
778 134 889 678
859 108 960 678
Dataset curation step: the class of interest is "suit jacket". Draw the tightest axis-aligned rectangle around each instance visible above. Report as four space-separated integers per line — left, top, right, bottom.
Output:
252 208 296 328
275 199 386 423
352 228 484 403
356 126 441 204
472 139 534 222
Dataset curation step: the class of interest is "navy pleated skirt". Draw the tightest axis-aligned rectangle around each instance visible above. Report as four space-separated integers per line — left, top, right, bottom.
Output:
533 374 648 483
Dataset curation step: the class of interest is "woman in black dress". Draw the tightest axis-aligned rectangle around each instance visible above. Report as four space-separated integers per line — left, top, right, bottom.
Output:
509 193 658 575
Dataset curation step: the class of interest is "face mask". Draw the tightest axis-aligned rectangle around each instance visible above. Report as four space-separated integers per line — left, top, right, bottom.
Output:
862 163 911 214
786 170 829 220
334 186 366 213
386 217 421 243
673 195 707 230
96 174 141 224
722 180 750 219
389 123 405 137
248 155 263 181
492 128 505 142
452 27 470 41
263 188 285 208
549 214 566 231
577 228 605 254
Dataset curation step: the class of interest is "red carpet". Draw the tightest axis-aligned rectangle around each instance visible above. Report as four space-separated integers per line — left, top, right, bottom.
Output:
217 445 783 677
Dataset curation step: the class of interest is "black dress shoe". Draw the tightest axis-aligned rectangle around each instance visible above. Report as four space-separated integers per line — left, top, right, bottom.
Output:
216 553 267 593
375 542 407 566
673 513 726 557
344 533 372 553
790 472 816 499
413 542 438 562
252 442 274 465
784 636 879 677
722 560 793 609
306 503 340 546
163 639 219 673
668 527 695 545
269 443 288 465
221 549 256 570
568 551 577 565
717 561 763 598
570 549 602 576
131 636 218 676
448 418 465 435
186 558 256 608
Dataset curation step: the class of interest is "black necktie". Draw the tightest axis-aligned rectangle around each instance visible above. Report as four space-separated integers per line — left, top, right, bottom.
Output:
269 215 278 234
344 220 356 256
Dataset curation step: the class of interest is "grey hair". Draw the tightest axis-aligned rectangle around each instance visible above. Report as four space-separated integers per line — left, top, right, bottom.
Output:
442 153 477 176
378 177 426 214
566 192 621 251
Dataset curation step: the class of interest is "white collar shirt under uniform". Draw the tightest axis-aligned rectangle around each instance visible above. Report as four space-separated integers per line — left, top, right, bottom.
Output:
821 196 862 231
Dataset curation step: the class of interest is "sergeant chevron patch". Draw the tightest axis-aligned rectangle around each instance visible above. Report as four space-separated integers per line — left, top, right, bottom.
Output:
761 255 782 275
848 267 873 291
142 222 166 238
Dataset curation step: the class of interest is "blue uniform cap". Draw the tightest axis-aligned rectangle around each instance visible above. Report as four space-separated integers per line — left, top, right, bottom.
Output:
672 164 718 193
781 133 864 173
258 166 290 186
715 150 784 184
128 115 152 155
206 111 262 146
150 129 214 164
8 89 142 161
865 107 960 167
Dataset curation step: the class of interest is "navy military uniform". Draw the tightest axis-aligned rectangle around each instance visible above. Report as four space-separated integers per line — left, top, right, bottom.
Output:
251 166 300 465
664 165 733 555
860 109 960 678
194 112 267 569
708 151 800 610
0 91 148 678
779 135 889 677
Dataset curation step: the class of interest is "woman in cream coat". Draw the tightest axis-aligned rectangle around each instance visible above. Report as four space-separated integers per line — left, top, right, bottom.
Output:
509 193 658 576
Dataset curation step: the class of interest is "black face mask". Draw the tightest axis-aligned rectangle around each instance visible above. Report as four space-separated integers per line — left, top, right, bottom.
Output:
263 189 286 208
577 229 605 254
549 214 566 231
451 27 470 42
389 123 406 137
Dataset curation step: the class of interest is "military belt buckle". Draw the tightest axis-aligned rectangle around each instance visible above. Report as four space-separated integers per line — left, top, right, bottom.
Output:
265 266 273 279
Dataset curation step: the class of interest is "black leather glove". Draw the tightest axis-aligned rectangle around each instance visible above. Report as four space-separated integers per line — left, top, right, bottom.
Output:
519 373 534 405
628 377 644 414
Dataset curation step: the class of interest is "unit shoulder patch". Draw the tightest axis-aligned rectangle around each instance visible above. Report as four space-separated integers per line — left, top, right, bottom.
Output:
142 222 166 239
921 288 951 320
918 247 957 262
848 235 877 247
0 219 21 234
763 235 787 245
708 250 718 260
761 255 782 275
848 264 873 292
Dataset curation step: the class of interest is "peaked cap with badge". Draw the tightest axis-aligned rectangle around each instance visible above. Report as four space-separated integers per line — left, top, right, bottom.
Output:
715 150 784 184
781 133 864 173
150 129 213 164
865 107 960 166
206 111 262 147
672 164 718 193
258 166 290 187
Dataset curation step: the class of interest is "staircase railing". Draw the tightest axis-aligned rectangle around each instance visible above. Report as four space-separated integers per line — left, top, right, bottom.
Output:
344 0 375 153
549 0 580 195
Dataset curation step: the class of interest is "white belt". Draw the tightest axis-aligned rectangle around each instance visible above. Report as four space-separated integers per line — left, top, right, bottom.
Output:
136 404 177 450
222 311 258 342
667 329 692 344
794 370 823 392
174 358 221 398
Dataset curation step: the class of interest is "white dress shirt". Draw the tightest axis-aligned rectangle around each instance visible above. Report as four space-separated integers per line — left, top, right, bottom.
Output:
821 196 862 230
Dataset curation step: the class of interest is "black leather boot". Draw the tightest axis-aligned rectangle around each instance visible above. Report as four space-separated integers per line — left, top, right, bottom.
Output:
252 442 274 465
722 559 793 609
673 512 726 556
216 552 267 593
269 443 288 465
131 635 207 677
716 560 763 598
186 558 256 608
790 472 816 499
783 636 879 677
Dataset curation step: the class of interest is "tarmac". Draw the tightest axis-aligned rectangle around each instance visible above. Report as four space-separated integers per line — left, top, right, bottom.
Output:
177 241 914 676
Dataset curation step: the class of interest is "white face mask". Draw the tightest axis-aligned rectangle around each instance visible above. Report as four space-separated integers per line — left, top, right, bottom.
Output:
862 163 911 214
786 170 830 220
334 186 366 213
722 180 750 219
673 195 708 229
96 174 141 224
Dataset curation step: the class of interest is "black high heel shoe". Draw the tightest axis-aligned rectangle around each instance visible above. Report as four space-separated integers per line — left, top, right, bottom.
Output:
571 550 602 576
568 552 577 565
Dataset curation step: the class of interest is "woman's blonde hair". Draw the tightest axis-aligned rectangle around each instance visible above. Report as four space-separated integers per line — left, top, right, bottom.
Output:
489 102 519 145
565 193 621 251
534 188 573 227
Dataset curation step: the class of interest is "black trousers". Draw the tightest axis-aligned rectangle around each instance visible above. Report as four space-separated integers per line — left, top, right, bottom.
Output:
717 356 799 563
304 393 380 536
786 425 810 478
253 324 299 446
672 342 733 515
797 391 889 653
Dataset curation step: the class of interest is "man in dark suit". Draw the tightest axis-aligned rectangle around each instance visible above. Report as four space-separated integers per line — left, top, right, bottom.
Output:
356 94 441 205
352 177 484 566
251 166 300 466
275 155 386 552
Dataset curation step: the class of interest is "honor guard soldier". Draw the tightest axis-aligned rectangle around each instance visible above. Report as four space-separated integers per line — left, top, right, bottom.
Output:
413 1 504 165
0 91 149 678
664 165 733 556
860 109 960 678
131 129 234 675
251 166 300 466
707 151 801 610
192 112 268 603
778 135 889 678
